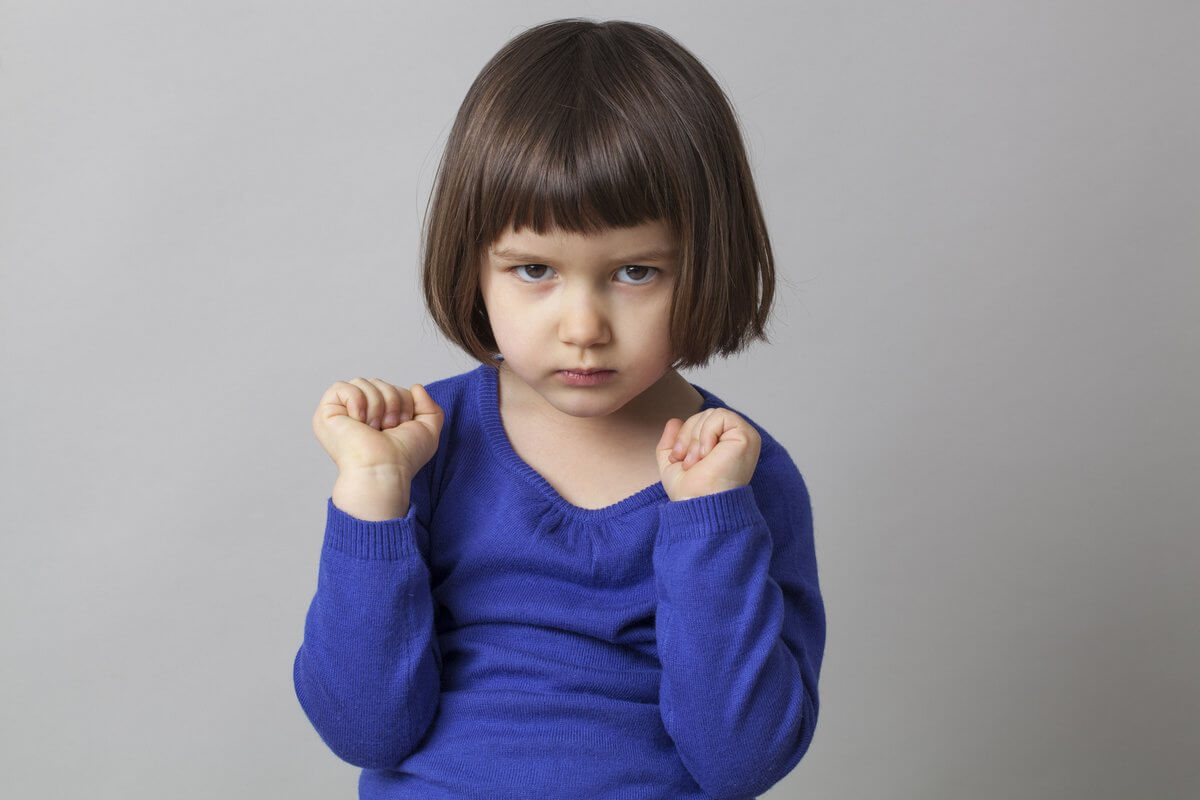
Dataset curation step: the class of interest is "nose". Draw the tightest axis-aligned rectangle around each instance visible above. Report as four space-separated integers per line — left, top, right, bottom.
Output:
557 288 611 349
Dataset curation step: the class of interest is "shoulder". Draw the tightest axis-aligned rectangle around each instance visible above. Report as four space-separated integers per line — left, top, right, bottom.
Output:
690 382 800 474
691 383 811 515
749 426 809 513
418 363 479 413
735 415 815 550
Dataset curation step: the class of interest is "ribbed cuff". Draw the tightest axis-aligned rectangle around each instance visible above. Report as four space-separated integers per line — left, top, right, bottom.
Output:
656 484 761 545
323 496 421 560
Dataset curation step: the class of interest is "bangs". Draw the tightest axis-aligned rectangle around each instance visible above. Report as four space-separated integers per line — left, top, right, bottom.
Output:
467 34 690 244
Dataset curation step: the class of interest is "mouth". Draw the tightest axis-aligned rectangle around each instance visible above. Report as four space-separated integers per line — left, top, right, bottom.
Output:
557 368 616 386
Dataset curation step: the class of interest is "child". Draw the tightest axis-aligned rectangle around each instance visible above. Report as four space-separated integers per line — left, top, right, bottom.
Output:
295 17 825 800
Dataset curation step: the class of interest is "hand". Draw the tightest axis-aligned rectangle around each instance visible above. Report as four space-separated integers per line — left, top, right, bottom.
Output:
655 408 761 502
312 378 444 478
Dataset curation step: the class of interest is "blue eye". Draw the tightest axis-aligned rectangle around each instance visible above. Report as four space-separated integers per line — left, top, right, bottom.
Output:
509 264 660 285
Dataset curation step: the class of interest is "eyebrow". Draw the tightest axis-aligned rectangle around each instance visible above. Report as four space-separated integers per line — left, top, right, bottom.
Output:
489 245 678 263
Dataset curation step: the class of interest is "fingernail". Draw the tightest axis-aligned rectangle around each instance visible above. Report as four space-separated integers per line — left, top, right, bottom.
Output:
370 418 381 430
382 413 399 427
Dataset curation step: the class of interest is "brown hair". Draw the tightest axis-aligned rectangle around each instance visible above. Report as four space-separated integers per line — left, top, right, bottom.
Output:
420 17 776 370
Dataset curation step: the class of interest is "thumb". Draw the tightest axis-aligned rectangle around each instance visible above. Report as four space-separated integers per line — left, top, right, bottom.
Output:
410 383 444 434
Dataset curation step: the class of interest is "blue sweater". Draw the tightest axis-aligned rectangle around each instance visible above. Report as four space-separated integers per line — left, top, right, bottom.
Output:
294 363 826 799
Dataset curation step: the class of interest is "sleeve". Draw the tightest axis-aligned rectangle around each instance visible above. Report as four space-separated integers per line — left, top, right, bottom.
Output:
292 475 442 770
653 443 826 800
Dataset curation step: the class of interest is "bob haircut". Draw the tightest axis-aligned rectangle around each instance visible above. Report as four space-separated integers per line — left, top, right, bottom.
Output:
421 17 776 371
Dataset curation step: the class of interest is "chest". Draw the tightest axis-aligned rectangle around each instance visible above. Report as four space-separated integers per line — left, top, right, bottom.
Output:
503 422 664 511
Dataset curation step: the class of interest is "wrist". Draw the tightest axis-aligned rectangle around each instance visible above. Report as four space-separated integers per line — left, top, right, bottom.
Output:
332 467 411 521
336 463 411 483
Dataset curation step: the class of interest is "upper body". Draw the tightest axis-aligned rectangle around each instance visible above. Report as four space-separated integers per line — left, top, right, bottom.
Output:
297 17 826 799
295 362 826 799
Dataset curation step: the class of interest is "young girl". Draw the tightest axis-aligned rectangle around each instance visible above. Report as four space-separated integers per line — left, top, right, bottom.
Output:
296 18 825 800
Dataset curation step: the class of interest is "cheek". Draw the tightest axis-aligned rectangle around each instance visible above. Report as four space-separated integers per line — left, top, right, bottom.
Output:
646 297 678 357
482 295 530 349
641 295 674 336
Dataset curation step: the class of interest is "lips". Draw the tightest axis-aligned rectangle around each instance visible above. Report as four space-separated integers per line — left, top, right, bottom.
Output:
562 368 612 374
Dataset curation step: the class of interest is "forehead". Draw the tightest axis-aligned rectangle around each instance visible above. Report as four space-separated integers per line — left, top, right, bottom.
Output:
489 219 676 258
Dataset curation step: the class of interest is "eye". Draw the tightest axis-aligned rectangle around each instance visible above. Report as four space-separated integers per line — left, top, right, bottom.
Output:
509 264 553 283
617 265 659 285
507 264 660 285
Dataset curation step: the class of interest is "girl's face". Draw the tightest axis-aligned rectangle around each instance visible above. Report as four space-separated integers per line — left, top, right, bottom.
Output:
478 219 682 430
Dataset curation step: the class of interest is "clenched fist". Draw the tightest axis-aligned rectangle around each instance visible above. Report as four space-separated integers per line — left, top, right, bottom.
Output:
312 378 444 480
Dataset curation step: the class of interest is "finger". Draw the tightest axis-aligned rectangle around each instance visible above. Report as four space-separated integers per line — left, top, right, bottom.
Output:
367 378 404 428
671 409 704 448
394 387 414 425
671 411 710 462
657 418 689 474
316 380 364 422
672 414 701 461
683 410 720 465
348 377 384 428
658 418 685 459
697 411 725 457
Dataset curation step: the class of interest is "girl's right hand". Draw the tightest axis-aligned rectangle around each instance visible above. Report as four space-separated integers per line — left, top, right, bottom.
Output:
312 378 444 478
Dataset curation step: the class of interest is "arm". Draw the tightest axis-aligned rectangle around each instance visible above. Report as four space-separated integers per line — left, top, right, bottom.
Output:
293 474 442 769
653 444 825 799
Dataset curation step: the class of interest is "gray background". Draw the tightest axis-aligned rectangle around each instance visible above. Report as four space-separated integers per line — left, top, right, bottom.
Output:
2 1 1197 798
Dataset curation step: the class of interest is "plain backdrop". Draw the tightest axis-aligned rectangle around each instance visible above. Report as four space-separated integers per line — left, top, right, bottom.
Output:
2 2 1197 798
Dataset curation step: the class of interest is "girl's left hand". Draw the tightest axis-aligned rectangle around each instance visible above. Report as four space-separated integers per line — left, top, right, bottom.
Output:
656 409 762 502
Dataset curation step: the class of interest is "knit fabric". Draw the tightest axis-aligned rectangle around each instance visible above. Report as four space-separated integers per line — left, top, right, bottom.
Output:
294 363 826 799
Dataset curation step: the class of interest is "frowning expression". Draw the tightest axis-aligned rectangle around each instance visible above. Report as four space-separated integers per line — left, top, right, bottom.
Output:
478 219 681 424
